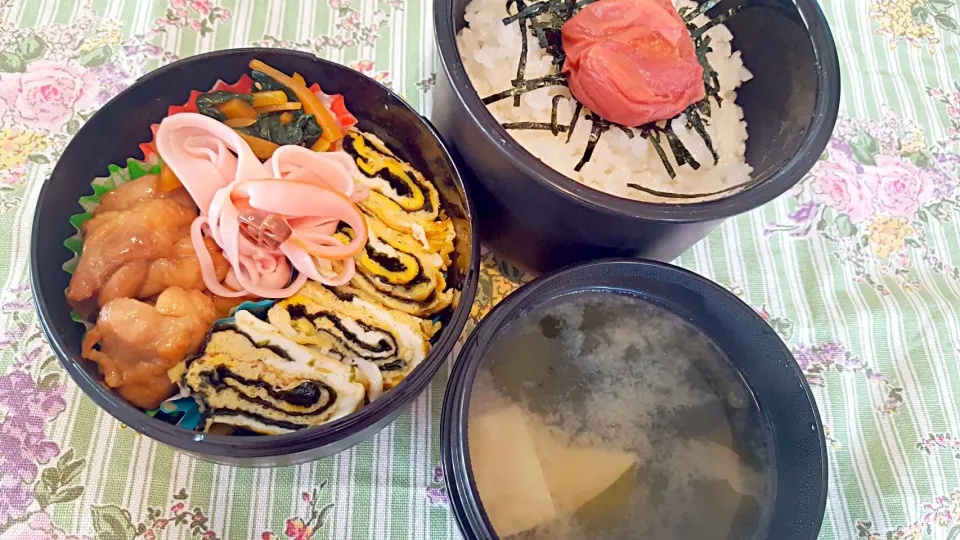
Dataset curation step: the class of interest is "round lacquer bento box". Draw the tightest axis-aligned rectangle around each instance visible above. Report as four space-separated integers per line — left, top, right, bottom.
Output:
31 48 480 467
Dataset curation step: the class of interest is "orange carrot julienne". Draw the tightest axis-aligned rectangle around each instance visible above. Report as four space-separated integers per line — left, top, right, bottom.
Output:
235 130 280 159
250 90 287 107
254 102 302 114
159 161 182 191
311 138 331 152
224 117 257 128
217 98 258 120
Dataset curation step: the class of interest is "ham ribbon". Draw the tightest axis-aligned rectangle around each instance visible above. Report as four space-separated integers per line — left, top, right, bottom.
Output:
156 112 368 299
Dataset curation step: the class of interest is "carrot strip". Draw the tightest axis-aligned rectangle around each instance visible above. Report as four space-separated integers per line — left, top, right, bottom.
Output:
159 161 182 191
249 59 342 143
224 117 257 128
292 72 307 86
311 138 331 152
280 112 294 124
254 102 302 114
218 98 259 120
251 90 287 107
235 130 280 159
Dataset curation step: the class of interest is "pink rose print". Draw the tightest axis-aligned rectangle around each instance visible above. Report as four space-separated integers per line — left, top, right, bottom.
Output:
0 61 100 133
170 0 187 7
190 0 214 16
867 155 936 219
342 12 360 31
1 511 92 540
351 60 375 75
189 20 203 31
811 153 875 223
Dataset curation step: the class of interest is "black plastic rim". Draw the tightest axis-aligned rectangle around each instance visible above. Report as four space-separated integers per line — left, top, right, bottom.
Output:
433 0 841 222
31 48 481 462
441 259 828 539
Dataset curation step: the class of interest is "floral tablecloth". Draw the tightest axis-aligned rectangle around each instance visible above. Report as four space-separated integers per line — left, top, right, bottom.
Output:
1 0 959 538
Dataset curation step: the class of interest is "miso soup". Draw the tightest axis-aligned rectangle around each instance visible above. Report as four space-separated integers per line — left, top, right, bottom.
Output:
467 291 775 540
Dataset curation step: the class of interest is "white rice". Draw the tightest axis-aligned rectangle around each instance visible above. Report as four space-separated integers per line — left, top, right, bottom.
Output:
456 0 754 203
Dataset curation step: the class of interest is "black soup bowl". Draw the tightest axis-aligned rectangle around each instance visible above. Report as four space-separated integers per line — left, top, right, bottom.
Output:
433 0 841 274
31 48 480 467
441 259 828 539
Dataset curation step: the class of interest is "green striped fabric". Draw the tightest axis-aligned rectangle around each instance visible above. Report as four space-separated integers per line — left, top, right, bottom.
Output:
0 0 959 538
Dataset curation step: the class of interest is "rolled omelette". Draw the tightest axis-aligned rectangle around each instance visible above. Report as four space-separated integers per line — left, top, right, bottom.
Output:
267 282 437 390
183 310 365 435
335 213 454 317
342 129 456 266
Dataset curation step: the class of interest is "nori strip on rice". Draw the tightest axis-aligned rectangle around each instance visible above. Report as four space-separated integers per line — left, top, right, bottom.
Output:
574 116 609 172
628 174 764 199
550 95 566 135
501 122 569 132
566 101 583 143
481 74 568 104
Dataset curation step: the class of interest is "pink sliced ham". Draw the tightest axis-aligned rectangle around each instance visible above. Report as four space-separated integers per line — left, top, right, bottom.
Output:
155 113 368 299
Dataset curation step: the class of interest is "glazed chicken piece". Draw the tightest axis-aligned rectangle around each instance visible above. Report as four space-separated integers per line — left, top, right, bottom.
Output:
65 173 221 318
97 234 230 306
66 197 197 318
95 174 194 213
81 287 217 409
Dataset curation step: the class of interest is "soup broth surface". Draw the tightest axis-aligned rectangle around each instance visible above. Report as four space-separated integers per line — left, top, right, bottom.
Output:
468 291 775 540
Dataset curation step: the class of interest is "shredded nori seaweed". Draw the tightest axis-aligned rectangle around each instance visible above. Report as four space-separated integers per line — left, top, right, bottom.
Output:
685 103 717 162
643 130 676 179
502 122 570 132
677 0 723 23
507 0 530 106
481 74 567 104
627 175 764 199
574 116 609 172
550 95 567 135
566 101 583 143
489 0 744 191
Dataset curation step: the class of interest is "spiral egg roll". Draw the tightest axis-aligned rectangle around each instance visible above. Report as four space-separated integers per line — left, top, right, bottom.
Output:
342 129 456 265
334 213 454 317
267 282 437 389
183 310 365 435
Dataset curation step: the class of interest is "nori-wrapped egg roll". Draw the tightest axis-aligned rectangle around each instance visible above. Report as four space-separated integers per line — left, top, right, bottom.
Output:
334 213 454 317
183 310 365 435
342 129 455 266
267 283 437 390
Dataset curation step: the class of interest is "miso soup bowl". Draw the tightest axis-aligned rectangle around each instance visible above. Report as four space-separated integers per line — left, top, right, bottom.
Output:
31 48 480 467
441 259 828 539
433 0 841 274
